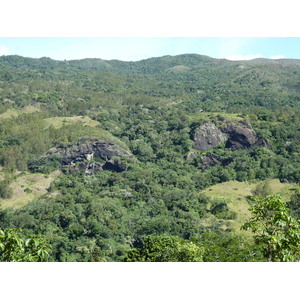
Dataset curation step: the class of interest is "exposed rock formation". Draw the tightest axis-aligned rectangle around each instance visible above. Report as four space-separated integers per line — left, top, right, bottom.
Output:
254 137 271 149
199 153 233 169
193 123 227 151
221 121 257 150
193 120 270 151
200 153 222 169
47 138 132 174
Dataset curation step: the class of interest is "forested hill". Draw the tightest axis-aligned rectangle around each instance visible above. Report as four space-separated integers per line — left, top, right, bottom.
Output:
1 53 300 113
0 54 299 262
2 53 300 71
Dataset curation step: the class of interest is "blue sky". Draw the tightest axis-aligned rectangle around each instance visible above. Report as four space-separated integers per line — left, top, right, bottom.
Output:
1 1 299 62
0 37 299 61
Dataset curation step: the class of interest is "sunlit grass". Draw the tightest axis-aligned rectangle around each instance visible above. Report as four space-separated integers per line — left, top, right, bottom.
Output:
0 170 61 209
0 105 40 120
43 115 100 129
202 179 298 234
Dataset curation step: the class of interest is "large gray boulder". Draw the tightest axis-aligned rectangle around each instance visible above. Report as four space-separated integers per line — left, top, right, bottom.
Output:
193 120 270 152
193 123 227 151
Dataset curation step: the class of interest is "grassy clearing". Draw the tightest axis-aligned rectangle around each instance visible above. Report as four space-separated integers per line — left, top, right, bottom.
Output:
0 105 40 120
202 179 298 234
0 170 61 209
44 117 129 151
43 116 100 129
168 65 190 72
192 112 243 122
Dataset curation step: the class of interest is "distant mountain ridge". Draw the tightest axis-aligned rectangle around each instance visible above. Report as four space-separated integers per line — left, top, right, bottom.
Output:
1 53 300 110
1 53 300 74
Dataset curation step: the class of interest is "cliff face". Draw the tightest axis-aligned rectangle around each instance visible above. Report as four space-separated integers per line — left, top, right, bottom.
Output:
47 138 133 174
193 123 227 151
193 120 269 152
221 121 257 150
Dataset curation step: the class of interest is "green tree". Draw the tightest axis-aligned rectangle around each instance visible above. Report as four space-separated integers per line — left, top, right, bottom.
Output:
241 195 300 262
197 232 263 262
124 235 204 262
287 188 300 219
0 228 52 262
0 180 13 199
251 180 273 197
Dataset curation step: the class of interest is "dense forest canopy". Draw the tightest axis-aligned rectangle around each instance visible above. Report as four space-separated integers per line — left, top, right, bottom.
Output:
0 54 299 261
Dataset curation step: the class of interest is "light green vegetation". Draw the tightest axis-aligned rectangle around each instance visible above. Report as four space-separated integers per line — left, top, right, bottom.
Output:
190 112 244 124
242 194 300 262
43 116 100 129
0 105 40 120
0 170 60 209
168 65 191 73
203 179 297 203
42 114 124 149
202 179 298 233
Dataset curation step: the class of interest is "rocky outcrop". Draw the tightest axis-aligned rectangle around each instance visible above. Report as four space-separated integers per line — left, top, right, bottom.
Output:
193 123 227 151
200 153 222 169
193 120 270 151
254 137 271 149
186 152 198 161
47 138 132 174
221 121 257 150
199 153 233 169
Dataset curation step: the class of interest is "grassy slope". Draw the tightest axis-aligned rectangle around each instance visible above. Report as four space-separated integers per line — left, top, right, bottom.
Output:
43 116 130 151
0 105 40 119
0 170 61 209
43 116 100 129
202 179 298 234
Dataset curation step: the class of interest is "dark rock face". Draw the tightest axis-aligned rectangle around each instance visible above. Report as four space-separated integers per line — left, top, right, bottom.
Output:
200 153 222 169
193 123 227 151
280 178 288 183
254 137 271 149
193 120 269 152
47 138 132 174
221 121 257 150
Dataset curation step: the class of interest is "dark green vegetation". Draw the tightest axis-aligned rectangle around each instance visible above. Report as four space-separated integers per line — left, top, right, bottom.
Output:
0 54 299 261
242 194 300 262
0 228 51 262
125 235 204 262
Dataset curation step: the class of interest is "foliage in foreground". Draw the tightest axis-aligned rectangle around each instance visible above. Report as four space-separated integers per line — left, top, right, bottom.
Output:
242 194 300 262
124 235 204 262
0 228 51 262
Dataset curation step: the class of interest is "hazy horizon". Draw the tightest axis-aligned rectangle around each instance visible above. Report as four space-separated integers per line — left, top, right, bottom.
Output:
1 37 299 62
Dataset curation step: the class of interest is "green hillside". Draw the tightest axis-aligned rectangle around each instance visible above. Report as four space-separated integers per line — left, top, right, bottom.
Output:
0 54 299 262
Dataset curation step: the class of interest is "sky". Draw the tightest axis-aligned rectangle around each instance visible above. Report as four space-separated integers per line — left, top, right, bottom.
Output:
0 37 300 62
1 1 300 62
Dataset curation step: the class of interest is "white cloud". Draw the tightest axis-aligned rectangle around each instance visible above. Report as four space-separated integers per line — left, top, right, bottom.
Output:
225 54 263 61
269 55 285 59
0 45 9 56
